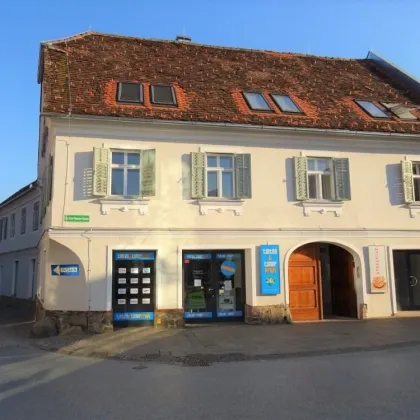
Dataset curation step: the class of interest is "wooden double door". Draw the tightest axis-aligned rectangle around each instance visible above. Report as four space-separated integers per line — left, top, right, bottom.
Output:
288 243 357 321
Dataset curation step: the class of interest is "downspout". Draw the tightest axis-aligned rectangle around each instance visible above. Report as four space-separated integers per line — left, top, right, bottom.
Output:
81 229 92 332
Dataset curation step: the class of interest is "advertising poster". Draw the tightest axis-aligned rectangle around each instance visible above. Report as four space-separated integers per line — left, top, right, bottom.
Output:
260 245 281 295
368 245 388 293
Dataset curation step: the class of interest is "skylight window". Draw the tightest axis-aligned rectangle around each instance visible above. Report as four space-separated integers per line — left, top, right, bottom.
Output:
243 92 272 111
271 94 302 113
355 100 388 118
150 85 177 106
117 82 143 103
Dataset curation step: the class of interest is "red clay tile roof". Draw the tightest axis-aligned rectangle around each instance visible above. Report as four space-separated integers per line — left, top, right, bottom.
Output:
39 31 420 134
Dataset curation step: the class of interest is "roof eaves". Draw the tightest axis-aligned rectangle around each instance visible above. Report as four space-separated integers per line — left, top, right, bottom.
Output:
0 180 39 210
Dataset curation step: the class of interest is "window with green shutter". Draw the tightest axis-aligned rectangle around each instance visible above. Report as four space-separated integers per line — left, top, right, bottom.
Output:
191 152 252 199
401 160 417 203
93 148 156 198
294 156 351 201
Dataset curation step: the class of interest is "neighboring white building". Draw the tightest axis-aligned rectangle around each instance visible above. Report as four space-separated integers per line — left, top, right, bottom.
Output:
29 32 420 332
0 181 41 300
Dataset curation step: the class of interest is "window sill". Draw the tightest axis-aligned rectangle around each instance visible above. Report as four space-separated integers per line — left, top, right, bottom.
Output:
99 198 149 216
408 203 420 218
197 198 244 216
301 201 344 217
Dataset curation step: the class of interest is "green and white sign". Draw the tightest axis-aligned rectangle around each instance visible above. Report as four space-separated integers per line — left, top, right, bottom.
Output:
64 214 90 222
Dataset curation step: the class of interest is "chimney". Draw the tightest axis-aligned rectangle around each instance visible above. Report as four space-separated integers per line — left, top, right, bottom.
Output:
176 35 192 43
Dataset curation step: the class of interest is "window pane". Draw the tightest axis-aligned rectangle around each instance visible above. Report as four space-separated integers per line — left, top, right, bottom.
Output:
317 159 331 172
127 169 140 196
118 83 142 103
220 156 233 169
308 174 317 199
111 168 124 195
413 164 420 176
356 101 388 118
207 171 218 197
243 92 271 111
414 178 420 202
222 172 234 198
272 94 301 113
321 174 332 200
112 152 124 165
127 153 140 165
207 156 217 168
151 85 176 105
308 159 316 171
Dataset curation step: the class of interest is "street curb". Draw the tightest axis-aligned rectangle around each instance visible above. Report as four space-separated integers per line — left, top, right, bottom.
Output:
30 339 420 366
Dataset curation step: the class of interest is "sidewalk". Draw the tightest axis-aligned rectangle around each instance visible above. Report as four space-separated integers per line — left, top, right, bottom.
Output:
32 317 420 366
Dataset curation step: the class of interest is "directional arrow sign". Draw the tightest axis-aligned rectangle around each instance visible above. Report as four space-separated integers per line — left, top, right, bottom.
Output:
51 264 79 276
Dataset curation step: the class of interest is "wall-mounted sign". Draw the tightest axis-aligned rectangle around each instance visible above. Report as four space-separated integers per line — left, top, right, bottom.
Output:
216 253 241 260
217 310 243 318
113 312 154 321
184 311 212 319
260 245 280 295
64 214 90 222
220 260 236 277
184 253 212 260
188 290 206 310
51 264 79 276
368 245 388 293
114 252 155 261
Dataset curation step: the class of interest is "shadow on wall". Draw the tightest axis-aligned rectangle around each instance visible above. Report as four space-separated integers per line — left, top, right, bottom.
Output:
285 158 296 203
385 163 405 206
181 154 191 200
362 246 372 295
74 152 93 201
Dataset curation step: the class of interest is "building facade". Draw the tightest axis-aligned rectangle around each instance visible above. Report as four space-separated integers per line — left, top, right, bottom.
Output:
0 182 41 301
33 32 420 332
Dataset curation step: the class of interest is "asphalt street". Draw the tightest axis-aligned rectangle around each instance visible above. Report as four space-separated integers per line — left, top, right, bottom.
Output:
1 340 420 419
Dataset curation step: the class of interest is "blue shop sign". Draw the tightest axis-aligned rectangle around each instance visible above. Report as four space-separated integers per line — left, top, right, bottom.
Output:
217 310 243 318
113 312 154 321
184 311 213 319
184 253 212 260
220 260 237 277
114 252 155 261
51 264 79 276
216 253 242 260
260 245 280 295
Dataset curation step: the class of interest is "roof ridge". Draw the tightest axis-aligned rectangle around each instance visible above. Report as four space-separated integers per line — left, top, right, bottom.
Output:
42 30 362 61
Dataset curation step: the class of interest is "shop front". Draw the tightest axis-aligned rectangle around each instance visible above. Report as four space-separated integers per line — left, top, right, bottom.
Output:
183 250 245 322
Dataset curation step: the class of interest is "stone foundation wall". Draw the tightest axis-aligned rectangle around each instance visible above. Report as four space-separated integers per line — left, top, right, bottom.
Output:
155 309 184 328
245 304 292 324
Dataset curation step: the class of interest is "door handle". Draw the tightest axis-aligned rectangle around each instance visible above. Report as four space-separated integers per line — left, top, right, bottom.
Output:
409 276 418 287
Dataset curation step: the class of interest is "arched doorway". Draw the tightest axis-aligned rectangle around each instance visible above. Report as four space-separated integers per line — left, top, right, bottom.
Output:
288 243 358 321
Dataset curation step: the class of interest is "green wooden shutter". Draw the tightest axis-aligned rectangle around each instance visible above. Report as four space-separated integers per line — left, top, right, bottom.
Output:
333 158 351 200
191 152 205 199
93 148 110 197
294 156 308 200
141 149 156 197
402 160 415 203
42 163 50 217
235 154 252 199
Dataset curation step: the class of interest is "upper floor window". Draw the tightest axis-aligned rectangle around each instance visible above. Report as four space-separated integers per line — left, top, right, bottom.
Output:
0 217 6 242
403 161 420 203
294 156 351 201
20 208 27 235
11 213 15 238
33 202 40 231
117 82 143 104
206 155 235 198
271 94 302 113
191 152 252 200
93 148 156 198
413 163 420 201
307 158 333 200
355 100 388 118
243 92 272 111
111 151 141 196
150 85 177 106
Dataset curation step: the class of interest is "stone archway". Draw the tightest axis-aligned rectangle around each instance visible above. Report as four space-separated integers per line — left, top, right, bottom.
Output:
285 241 363 321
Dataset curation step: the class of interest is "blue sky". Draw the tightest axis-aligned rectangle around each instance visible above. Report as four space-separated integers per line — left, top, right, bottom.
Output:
0 0 419 201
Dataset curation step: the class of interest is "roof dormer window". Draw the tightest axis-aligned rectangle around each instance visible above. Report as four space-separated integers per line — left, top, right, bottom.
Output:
150 85 177 106
355 100 388 118
243 92 272 112
117 82 143 104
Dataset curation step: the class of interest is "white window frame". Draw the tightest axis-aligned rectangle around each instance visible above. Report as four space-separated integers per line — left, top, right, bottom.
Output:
413 162 420 202
110 150 141 197
307 157 335 201
20 207 27 235
205 154 235 199
32 201 40 231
